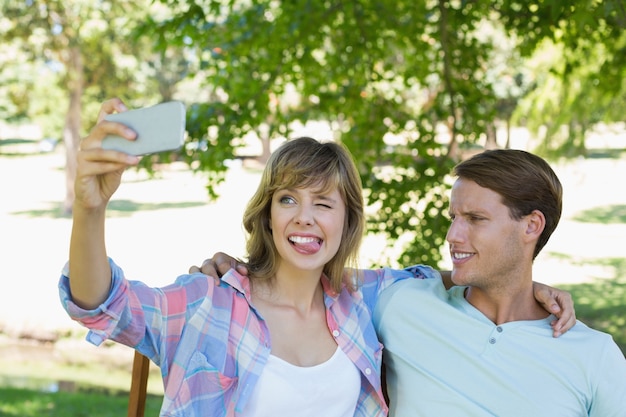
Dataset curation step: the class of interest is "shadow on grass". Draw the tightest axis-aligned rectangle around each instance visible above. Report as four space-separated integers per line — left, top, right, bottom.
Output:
585 148 626 159
10 200 207 219
572 204 626 224
555 256 626 356
0 138 55 157
0 139 35 146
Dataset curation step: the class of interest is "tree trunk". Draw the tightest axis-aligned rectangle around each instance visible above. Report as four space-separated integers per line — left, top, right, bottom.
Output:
259 135 271 164
437 0 460 161
505 118 511 149
62 46 84 215
484 122 498 149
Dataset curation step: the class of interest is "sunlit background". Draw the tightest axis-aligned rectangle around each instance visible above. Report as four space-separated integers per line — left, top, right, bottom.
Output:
1 0 624 414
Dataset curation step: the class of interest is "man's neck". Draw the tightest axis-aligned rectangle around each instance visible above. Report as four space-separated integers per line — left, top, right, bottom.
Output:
464 284 550 325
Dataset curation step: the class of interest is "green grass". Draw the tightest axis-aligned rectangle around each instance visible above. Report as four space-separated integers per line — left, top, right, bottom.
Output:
0 342 165 416
572 204 626 224
555 256 626 355
0 386 162 417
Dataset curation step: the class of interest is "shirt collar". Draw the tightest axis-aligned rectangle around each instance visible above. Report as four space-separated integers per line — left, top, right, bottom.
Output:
221 268 342 300
221 268 251 296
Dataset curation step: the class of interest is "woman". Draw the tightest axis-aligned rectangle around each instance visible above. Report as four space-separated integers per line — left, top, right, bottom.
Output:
60 98 394 416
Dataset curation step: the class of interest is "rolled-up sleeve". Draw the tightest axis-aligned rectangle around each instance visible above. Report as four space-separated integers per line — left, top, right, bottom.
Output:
58 258 142 347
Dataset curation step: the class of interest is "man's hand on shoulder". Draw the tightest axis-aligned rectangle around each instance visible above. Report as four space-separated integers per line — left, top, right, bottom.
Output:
189 252 249 281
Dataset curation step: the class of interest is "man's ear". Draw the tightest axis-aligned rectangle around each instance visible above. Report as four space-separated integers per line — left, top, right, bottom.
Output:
524 210 545 242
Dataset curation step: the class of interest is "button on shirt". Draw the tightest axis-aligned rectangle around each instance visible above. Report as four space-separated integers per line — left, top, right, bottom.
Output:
58 259 437 416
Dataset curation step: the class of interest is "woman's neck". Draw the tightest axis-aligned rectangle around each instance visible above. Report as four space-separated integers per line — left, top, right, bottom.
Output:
253 265 324 313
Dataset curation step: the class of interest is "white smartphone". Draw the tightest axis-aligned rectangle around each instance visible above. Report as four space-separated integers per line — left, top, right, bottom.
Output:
102 101 186 156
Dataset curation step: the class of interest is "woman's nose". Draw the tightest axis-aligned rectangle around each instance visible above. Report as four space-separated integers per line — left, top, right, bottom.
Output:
294 205 315 225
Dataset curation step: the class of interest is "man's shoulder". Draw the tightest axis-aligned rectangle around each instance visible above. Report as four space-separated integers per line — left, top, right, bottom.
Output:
567 319 620 342
548 319 625 362
379 272 448 301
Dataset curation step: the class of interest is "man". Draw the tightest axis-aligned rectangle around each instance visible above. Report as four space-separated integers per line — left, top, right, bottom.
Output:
196 149 623 415
373 149 626 416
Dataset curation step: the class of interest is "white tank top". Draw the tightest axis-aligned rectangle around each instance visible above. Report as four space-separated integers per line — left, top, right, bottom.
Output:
241 347 361 417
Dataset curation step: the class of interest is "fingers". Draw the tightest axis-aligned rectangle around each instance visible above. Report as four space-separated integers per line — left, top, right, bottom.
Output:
199 261 220 278
78 98 139 169
189 263 220 286
188 252 250 290
96 98 128 122
550 293 576 338
535 283 560 314
190 254 235 286
532 281 577 338
551 316 576 338
80 120 137 153
73 98 140 210
81 98 137 154
200 256 227 277
192 252 249 279
235 263 249 276
78 147 139 170
211 252 249 276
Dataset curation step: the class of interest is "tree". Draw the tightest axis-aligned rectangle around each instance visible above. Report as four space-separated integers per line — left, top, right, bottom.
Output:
0 40 39 124
0 0 162 213
142 0 514 267
5 0 619 267
498 0 626 156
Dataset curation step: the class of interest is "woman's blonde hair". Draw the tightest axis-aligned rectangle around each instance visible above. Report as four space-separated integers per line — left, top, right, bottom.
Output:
243 137 365 292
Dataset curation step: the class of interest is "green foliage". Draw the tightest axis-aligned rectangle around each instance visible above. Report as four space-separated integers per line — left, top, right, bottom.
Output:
134 0 625 267
0 0 153 135
0 0 193 136
498 0 626 156
142 0 514 267
0 0 192 212
1 0 623 266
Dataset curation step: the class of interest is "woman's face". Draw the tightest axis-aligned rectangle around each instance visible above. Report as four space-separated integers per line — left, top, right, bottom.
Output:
270 185 346 275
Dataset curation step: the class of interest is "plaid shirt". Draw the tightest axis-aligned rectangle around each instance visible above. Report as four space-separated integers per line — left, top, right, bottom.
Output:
59 259 436 416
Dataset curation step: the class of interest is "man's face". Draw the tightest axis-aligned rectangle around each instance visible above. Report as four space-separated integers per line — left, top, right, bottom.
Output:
446 178 527 290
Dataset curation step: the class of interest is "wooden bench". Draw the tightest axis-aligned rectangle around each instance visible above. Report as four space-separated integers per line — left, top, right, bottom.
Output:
128 351 151 417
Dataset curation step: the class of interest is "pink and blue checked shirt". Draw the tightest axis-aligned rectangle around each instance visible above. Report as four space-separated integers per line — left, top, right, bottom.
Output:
59 259 436 416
